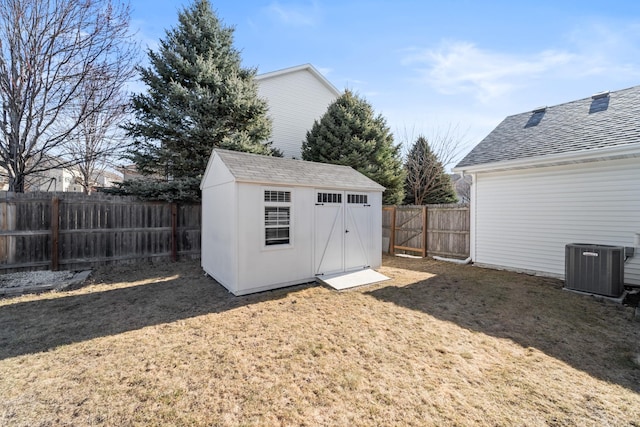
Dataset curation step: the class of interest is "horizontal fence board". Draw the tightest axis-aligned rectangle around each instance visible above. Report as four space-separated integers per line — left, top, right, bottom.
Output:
427 229 469 235
177 249 201 256
60 253 172 264
430 250 468 258
394 245 425 253
58 227 173 234
0 261 51 271
0 230 50 236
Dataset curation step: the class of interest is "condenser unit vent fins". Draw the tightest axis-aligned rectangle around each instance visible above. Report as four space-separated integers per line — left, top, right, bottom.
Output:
565 243 624 297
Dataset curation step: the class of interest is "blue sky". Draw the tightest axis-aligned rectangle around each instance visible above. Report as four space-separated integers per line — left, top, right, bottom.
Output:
130 0 640 164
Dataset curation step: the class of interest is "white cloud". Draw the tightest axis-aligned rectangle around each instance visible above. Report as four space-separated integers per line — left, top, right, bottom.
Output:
385 21 640 165
265 1 321 27
404 22 640 104
404 41 574 102
563 22 640 79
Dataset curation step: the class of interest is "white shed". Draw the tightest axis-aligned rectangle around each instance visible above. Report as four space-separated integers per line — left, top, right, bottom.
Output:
454 86 640 286
256 64 340 159
200 149 385 295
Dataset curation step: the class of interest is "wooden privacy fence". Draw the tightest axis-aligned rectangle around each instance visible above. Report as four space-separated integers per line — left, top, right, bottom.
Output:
0 192 201 273
383 204 470 259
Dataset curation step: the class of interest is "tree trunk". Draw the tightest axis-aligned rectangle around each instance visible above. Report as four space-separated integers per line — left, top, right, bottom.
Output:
9 174 25 193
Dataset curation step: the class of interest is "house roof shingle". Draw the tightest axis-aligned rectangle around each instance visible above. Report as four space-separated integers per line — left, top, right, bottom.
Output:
456 85 640 169
214 149 385 191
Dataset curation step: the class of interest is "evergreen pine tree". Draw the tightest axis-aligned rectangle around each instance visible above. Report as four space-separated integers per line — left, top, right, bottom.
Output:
302 90 405 204
124 0 275 181
404 135 458 205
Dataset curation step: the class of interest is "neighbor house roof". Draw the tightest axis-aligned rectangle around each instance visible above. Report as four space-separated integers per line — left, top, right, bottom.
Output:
256 63 341 97
212 149 385 191
455 85 640 171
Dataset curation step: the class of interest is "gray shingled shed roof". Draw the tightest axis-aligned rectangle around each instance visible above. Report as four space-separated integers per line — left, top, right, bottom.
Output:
456 85 640 169
213 149 385 191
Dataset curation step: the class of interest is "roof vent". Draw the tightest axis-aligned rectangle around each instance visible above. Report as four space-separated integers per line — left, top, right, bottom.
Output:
589 91 610 114
591 90 610 100
525 107 546 128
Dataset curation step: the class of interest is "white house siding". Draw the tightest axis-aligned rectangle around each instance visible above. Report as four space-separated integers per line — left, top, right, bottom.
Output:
257 69 338 159
30 168 82 192
474 157 640 285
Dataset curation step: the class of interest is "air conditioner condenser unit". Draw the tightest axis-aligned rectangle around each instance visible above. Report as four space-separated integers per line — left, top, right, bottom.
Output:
565 243 624 297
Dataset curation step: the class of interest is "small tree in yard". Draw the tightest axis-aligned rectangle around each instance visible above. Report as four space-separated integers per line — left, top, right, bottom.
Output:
124 0 275 187
404 135 457 205
302 90 405 205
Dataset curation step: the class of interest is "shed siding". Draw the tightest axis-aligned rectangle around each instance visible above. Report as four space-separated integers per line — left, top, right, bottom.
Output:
257 69 337 159
200 154 239 293
475 157 640 285
200 153 235 190
236 184 315 293
201 180 238 293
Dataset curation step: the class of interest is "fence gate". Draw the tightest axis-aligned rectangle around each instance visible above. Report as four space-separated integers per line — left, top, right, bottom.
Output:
382 204 470 259
385 206 427 257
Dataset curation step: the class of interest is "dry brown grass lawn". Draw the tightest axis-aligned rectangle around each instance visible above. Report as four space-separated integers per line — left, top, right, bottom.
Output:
0 255 639 426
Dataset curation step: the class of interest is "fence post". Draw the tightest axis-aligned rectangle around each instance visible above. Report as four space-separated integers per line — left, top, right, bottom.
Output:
171 203 178 262
389 205 396 255
51 197 59 271
422 205 427 258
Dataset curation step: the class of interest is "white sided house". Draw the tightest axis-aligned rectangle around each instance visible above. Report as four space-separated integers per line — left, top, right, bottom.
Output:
454 86 640 286
256 64 340 159
200 149 385 296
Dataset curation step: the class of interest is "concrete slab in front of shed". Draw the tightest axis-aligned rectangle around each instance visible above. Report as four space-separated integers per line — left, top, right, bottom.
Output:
318 269 390 290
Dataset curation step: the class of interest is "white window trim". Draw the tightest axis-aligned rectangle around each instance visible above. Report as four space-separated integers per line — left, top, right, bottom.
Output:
262 187 294 250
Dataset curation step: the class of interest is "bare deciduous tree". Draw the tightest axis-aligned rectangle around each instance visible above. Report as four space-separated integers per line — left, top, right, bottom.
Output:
399 124 469 205
451 173 471 204
66 67 130 194
399 124 468 170
0 0 137 192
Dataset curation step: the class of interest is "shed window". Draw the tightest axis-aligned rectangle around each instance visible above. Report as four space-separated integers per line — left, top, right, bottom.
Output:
265 207 290 245
264 190 291 246
265 190 291 203
347 194 368 204
317 192 342 204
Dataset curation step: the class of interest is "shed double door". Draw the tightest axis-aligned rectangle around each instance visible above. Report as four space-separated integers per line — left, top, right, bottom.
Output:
314 190 371 276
